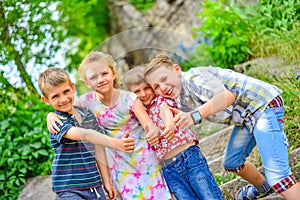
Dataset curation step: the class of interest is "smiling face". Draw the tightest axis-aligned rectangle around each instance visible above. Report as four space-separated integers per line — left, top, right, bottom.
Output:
84 60 116 95
128 82 155 107
145 65 182 100
42 81 75 113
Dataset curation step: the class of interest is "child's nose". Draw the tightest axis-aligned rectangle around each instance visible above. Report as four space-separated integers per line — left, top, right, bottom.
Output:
141 90 146 97
97 76 104 83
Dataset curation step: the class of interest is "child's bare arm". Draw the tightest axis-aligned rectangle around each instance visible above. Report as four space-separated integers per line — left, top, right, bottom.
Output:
94 145 117 200
132 98 160 146
61 127 135 153
159 103 175 141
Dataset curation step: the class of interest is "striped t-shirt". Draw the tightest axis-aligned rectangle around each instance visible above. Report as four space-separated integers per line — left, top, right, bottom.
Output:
50 106 103 192
177 66 282 133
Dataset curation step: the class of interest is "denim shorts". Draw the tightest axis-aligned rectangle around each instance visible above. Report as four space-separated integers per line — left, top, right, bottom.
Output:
161 145 223 200
223 106 292 187
57 186 106 200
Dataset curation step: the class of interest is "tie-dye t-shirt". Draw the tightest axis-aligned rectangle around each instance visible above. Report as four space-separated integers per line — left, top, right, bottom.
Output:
79 89 170 200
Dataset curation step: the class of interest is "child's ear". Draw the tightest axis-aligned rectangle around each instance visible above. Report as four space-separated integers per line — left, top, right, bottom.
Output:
71 83 76 93
172 64 182 75
85 80 91 88
41 96 51 105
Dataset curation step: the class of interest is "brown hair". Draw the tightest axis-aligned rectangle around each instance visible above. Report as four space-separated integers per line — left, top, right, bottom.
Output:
144 54 175 78
38 67 72 97
78 51 120 88
122 65 147 91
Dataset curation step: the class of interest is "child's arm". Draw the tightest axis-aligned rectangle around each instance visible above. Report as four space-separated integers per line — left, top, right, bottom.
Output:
159 103 175 142
172 89 235 130
94 145 117 200
46 99 82 134
61 127 134 153
133 98 160 146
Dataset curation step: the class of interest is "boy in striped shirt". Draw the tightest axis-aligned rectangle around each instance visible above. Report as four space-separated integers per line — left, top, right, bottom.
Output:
38 67 134 200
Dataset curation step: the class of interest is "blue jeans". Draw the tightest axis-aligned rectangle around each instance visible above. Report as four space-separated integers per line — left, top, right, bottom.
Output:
223 107 291 186
161 145 223 200
57 186 106 200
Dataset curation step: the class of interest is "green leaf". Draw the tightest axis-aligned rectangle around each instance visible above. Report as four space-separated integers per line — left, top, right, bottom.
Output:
21 145 31 156
30 142 41 149
0 174 5 181
37 149 49 156
19 168 27 174
7 158 14 167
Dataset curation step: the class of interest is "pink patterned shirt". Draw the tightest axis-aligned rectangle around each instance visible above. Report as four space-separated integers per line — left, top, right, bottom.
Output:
148 95 198 161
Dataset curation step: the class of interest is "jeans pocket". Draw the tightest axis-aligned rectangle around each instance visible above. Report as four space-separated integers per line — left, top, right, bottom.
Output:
273 107 284 131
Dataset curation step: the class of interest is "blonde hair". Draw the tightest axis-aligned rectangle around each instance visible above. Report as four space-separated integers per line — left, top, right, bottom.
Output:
122 65 147 91
78 51 120 88
38 67 72 97
144 54 175 78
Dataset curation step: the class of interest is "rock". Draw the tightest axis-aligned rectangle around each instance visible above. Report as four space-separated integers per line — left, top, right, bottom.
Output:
234 56 300 77
18 175 56 200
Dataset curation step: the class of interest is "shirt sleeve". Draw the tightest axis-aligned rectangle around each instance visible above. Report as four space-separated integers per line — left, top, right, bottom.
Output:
50 119 73 143
189 67 226 101
161 97 177 109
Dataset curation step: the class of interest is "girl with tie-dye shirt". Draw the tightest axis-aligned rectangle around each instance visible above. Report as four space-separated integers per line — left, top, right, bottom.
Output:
76 52 171 200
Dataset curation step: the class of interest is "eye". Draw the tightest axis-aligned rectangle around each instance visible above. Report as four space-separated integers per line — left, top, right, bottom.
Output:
64 90 71 94
153 85 159 90
50 94 58 100
135 91 140 95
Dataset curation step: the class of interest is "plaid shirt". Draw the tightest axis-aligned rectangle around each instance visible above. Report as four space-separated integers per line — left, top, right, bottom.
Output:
176 66 282 133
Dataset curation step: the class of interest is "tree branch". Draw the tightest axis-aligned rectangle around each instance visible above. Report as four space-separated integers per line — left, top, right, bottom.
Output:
0 1 39 98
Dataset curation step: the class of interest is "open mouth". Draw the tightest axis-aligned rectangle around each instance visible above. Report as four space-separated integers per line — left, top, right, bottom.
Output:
166 87 173 96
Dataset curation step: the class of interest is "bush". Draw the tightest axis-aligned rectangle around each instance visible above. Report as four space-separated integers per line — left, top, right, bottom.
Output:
0 88 53 200
193 0 300 69
194 0 253 68
249 0 300 63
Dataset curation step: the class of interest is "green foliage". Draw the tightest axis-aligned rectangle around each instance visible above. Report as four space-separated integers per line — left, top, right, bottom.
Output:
0 86 53 200
193 0 300 69
249 0 300 63
0 0 67 96
279 74 300 150
194 0 253 68
255 0 300 31
128 0 155 12
57 0 109 72
214 173 237 186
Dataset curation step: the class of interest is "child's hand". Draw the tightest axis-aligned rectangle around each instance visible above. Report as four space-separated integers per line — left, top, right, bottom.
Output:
103 182 117 200
160 103 175 141
145 124 160 146
161 125 174 142
169 107 194 130
46 112 66 134
116 132 135 153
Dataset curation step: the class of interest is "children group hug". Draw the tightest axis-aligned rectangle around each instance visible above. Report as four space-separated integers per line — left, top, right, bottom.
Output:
39 51 300 200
